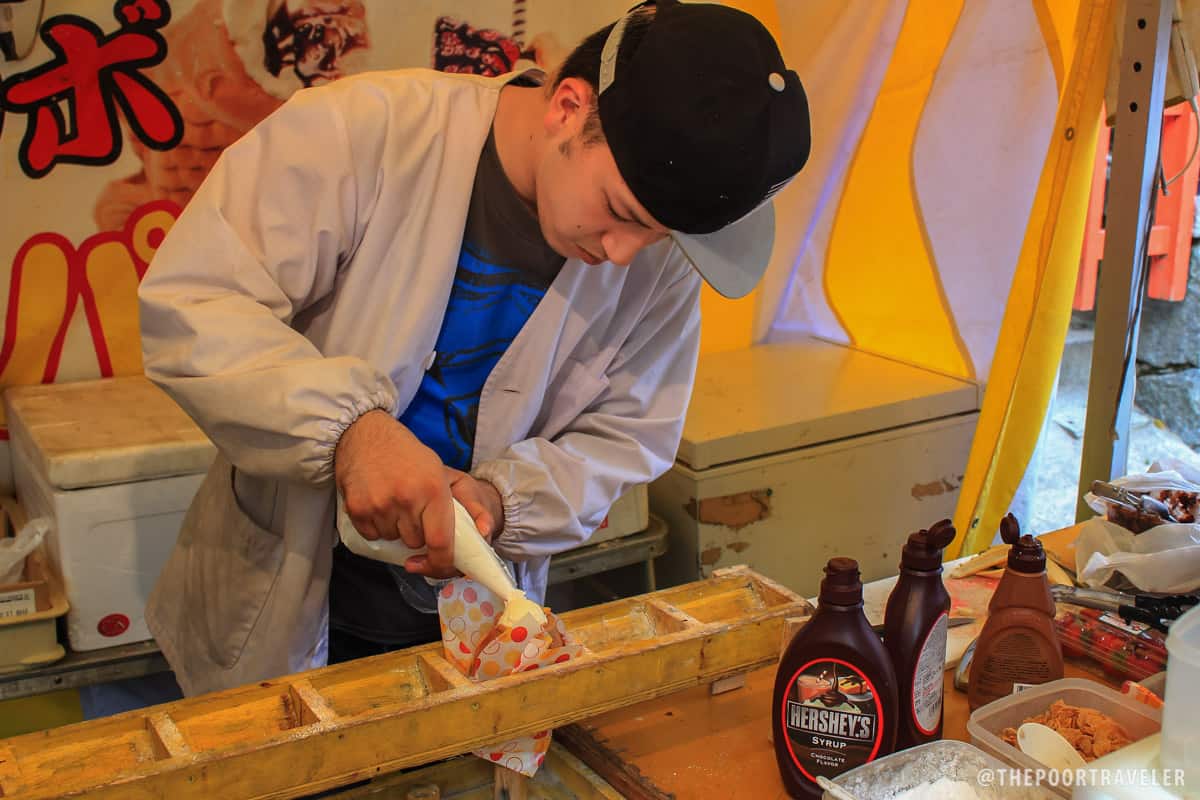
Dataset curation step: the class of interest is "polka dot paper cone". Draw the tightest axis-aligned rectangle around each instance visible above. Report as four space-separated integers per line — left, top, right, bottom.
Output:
438 577 583 777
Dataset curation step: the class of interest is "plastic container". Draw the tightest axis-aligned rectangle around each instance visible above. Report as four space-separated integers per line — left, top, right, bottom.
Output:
0 498 68 674
1055 605 1168 682
967 678 1162 798
1071 733 1194 800
1162 604 1200 792
823 739 1055 800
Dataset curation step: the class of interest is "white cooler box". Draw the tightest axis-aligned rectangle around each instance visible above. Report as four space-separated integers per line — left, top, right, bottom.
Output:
587 484 649 546
6 377 216 651
651 339 982 597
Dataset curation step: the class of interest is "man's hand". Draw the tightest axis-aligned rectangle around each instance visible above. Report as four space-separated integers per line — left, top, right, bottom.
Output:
445 467 504 542
334 410 455 578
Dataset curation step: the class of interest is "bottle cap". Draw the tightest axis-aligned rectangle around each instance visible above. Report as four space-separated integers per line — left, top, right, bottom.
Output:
999 513 1046 574
819 557 864 606
901 518 956 571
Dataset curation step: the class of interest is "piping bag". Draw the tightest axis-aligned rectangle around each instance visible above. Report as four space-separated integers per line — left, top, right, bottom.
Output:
336 494 547 628
337 493 580 776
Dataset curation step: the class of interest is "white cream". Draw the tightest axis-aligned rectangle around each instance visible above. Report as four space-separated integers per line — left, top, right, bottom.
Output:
498 591 548 629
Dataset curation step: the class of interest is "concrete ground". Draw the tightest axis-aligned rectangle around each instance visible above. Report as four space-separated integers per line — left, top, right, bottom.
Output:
1017 323 1200 536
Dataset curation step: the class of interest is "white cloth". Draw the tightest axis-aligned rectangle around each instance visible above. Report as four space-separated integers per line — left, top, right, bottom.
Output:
138 68 702 694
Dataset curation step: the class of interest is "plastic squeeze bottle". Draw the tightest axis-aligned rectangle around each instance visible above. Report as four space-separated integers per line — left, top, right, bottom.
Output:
967 514 1063 710
883 518 955 750
773 558 898 799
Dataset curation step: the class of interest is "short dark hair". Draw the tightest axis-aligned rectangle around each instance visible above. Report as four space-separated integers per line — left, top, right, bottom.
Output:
552 7 656 146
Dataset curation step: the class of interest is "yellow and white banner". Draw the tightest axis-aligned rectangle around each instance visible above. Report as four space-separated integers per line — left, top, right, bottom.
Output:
0 1 1117 553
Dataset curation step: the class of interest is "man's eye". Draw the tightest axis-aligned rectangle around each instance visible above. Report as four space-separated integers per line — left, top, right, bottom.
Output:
606 199 631 224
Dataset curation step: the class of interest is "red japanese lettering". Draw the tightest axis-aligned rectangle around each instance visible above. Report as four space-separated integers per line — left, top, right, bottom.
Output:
0 1 181 179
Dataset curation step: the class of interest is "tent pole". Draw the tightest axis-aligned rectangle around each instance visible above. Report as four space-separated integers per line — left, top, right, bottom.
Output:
1076 0 1174 522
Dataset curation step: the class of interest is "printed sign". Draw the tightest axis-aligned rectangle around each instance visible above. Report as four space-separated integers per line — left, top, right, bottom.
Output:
0 586 36 619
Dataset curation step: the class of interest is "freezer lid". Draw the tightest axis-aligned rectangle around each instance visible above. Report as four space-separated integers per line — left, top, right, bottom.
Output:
5 376 216 490
678 339 980 470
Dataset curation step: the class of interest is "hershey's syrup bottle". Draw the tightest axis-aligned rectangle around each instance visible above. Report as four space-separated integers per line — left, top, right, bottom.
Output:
883 519 955 750
772 558 898 798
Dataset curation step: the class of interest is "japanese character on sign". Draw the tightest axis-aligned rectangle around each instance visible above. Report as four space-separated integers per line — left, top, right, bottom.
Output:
0 0 182 179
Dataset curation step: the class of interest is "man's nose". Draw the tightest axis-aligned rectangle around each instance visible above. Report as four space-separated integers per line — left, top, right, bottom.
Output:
601 229 654 267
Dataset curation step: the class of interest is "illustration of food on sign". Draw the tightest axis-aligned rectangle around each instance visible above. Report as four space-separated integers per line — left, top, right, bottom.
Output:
263 0 368 87
94 0 370 231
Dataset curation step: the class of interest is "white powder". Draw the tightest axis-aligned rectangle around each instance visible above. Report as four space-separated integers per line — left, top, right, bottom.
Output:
891 777 982 800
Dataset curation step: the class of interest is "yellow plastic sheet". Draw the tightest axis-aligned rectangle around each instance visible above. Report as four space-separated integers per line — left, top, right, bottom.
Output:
951 0 1114 555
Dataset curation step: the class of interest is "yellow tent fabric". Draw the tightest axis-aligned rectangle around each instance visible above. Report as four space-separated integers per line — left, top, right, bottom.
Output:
951 0 1115 555
824 0 972 380
756 0 1113 556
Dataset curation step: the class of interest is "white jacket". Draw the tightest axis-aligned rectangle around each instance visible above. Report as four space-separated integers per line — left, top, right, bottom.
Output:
138 68 702 695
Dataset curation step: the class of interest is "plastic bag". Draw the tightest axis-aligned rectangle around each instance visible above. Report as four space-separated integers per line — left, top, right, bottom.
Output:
1076 467 1200 592
1074 517 1200 593
0 517 49 584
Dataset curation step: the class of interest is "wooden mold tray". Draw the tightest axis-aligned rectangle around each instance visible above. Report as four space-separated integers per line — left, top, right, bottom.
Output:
0 566 811 800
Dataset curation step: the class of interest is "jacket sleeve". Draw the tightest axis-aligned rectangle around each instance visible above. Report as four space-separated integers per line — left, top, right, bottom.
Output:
138 85 399 486
475 266 702 561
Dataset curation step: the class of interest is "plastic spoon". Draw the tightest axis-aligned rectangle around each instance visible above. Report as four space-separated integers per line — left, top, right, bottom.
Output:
1017 722 1087 771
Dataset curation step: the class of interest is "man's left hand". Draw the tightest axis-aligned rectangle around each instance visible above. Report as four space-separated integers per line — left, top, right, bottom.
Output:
445 468 504 543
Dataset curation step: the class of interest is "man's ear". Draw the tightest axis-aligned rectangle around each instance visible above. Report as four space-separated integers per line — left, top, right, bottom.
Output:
544 77 594 137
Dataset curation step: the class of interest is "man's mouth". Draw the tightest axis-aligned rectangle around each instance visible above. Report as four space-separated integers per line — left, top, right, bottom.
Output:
576 244 604 265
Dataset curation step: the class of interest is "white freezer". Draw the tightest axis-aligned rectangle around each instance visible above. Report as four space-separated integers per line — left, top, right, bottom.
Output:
651 338 981 597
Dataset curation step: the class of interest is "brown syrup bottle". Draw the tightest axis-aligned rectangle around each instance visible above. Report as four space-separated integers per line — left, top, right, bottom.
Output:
773 558 898 799
967 514 1064 710
884 519 956 750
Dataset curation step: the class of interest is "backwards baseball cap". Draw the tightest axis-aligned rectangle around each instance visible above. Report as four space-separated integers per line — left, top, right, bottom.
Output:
596 0 811 298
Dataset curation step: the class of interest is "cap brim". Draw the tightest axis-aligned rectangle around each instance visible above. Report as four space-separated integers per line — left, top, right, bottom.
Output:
671 201 775 299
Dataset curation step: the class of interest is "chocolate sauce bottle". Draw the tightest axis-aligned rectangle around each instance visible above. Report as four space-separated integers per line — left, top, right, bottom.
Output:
884 519 955 750
967 514 1064 710
773 558 898 799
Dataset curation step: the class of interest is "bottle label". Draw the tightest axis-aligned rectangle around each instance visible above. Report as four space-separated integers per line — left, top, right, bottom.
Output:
780 658 885 781
912 612 947 735
1098 612 1151 637
973 629 1057 703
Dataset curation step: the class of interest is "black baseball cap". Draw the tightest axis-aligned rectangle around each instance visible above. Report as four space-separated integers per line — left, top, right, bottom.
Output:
596 0 811 298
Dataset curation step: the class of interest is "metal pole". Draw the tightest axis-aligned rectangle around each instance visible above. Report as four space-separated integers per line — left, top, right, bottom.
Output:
1076 0 1174 522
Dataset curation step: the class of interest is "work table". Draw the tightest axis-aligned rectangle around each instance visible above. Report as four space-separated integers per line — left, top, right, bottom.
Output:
570 663 1102 799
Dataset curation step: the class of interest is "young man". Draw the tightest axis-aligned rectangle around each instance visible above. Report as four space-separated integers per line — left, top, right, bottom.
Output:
139 0 810 695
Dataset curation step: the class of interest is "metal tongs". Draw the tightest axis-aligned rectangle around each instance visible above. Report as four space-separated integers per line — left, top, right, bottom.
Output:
1090 480 1179 524
1051 584 1199 633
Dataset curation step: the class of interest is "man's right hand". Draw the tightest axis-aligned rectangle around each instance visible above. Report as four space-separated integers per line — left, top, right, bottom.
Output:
334 410 456 577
